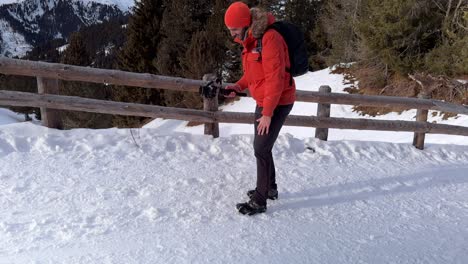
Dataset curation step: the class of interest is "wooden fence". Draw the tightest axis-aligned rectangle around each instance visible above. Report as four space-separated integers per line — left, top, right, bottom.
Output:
1 57 467 150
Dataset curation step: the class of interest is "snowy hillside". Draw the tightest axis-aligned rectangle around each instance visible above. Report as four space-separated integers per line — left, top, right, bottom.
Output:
0 0 129 57
0 0 19 5
79 0 134 11
0 0 134 10
0 19 32 57
0 69 467 263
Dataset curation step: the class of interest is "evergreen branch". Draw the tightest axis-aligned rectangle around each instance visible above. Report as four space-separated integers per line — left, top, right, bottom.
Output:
430 0 446 13
451 0 465 24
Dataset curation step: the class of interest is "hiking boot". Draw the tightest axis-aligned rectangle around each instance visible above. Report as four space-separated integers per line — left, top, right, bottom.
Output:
236 200 267 216
247 189 278 200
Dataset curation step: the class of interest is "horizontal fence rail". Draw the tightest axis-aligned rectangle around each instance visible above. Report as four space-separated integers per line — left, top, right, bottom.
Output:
0 57 203 92
295 90 468 115
1 57 467 115
0 90 213 123
1 90 467 136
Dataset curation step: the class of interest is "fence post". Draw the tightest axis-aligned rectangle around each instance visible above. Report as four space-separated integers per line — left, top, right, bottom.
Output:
202 74 219 138
413 92 431 150
315 85 332 141
37 77 63 129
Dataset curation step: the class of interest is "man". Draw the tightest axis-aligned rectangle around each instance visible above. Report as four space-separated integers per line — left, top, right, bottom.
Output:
224 2 296 215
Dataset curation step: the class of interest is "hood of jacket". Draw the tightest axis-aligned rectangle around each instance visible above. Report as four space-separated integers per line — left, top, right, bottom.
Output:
234 8 275 45
250 7 275 39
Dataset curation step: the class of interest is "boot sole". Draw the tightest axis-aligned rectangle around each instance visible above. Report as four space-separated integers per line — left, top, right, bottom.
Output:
236 203 266 215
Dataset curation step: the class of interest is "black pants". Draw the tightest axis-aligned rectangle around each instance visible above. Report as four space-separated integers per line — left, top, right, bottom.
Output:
252 104 293 205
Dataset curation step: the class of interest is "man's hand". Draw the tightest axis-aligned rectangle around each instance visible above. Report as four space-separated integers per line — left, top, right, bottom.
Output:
256 115 271 135
223 84 242 98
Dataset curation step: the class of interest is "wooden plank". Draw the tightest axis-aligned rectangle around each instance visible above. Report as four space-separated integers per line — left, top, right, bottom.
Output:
0 57 201 93
295 90 468 115
432 100 468 115
413 93 431 150
0 90 214 122
315 85 331 140
214 112 468 136
202 74 219 138
37 77 63 129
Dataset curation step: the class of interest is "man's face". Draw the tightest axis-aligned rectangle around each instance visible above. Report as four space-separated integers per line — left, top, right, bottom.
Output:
227 27 246 41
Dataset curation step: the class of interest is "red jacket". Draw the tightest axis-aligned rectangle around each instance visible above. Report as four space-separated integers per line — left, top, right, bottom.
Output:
235 14 296 117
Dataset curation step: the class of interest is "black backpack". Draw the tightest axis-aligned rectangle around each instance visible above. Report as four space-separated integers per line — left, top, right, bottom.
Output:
257 21 309 82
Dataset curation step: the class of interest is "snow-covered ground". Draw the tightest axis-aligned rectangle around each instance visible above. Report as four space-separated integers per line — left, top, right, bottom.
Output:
0 0 19 5
0 69 467 263
0 19 32 57
0 0 134 11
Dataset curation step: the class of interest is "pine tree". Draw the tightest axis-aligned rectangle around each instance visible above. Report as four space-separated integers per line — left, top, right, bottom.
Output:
155 0 212 108
80 16 129 69
114 0 166 127
244 0 285 18
174 0 233 109
343 0 466 114
24 38 65 63
182 0 228 79
284 0 325 70
356 0 468 78
356 0 443 75
319 0 362 65
118 0 165 73
155 0 211 76
60 32 113 129
61 32 90 66
423 0 468 76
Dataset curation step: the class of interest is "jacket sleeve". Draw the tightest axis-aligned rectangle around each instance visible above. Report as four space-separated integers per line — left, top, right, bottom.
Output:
261 31 286 117
235 74 248 91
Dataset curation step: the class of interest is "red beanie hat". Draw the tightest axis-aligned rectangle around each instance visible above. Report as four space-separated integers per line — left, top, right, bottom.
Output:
224 2 251 28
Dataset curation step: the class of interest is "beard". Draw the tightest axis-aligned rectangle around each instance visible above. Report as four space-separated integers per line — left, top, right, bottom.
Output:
236 27 249 41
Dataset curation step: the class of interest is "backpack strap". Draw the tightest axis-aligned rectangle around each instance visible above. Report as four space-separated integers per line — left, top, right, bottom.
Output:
256 38 263 61
286 67 292 86
255 24 272 62
256 29 293 87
